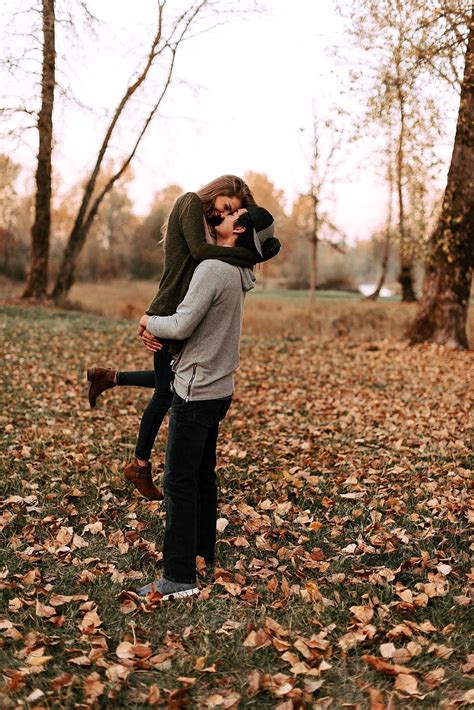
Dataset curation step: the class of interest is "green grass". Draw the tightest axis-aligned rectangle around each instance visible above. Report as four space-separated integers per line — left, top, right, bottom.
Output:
249 288 400 302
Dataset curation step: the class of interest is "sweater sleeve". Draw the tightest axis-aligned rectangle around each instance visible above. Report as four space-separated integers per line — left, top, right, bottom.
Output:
147 262 220 340
179 193 261 267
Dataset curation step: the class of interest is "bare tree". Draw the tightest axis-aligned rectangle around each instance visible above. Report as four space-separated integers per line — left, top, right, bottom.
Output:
407 11 473 348
2 1 234 302
304 114 346 299
339 0 450 301
51 1 208 302
22 0 55 298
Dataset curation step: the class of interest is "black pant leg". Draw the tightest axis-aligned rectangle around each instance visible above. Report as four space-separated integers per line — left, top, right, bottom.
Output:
163 397 208 583
196 423 219 563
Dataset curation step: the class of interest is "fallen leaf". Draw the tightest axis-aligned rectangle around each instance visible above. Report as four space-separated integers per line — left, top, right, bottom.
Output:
79 609 102 634
243 629 271 649
394 673 418 696
83 672 104 703
35 600 56 618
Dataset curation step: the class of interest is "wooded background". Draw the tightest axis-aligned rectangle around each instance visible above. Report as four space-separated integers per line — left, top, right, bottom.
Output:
1 0 473 346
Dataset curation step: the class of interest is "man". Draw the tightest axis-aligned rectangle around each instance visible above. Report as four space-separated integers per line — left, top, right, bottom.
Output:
136 205 276 600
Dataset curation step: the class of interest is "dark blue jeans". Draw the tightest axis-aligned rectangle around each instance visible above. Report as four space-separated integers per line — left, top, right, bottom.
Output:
163 394 232 583
134 344 174 461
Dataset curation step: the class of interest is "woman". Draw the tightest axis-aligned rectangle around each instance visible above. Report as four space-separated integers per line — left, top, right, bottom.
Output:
87 175 280 500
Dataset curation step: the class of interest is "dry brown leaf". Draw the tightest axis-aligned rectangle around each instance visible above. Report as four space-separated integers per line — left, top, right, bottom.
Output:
423 668 445 688
461 653 474 673
69 655 92 666
116 641 134 659
393 673 419 696
350 605 374 624
234 536 249 547
35 600 56 618
462 689 474 704
361 655 415 676
243 629 271 649
50 673 73 690
79 609 102 634
83 672 104 703
147 684 161 705
83 521 104 535
26 647 52 667
379 642 396 658
247 670 262 695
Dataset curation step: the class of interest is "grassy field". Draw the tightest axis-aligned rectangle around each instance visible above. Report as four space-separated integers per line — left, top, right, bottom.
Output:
0 276 458 344
0 299 473 709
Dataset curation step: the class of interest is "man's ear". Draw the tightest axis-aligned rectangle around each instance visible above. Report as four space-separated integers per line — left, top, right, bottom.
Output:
233 225 246 235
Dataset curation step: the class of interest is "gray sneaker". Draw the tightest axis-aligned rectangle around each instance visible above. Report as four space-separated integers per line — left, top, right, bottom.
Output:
137 577 199 600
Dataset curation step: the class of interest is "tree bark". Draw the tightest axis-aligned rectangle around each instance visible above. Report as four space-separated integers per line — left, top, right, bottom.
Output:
407 13 474 349
395 76 417 302
22 0 55 299
398 253 417 301
367 149 393 301
308 191 318 299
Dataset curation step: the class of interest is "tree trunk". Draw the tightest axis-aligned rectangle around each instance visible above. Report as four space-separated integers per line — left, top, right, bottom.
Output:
50 220 85 300
367 231 391 301
309 235 318 298
398 253 417 301
407 14 474 349
308 192 318 300
367 149 393 301
22 0 55 299
395 82 417 303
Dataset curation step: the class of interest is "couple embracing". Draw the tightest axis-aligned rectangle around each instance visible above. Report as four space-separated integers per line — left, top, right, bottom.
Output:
87 175 280 600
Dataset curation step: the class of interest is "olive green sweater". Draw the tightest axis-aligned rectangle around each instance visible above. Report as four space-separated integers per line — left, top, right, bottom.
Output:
146 192 258 316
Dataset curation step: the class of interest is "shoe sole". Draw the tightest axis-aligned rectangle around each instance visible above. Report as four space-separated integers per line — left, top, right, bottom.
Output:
138 587 199 600
161 588 199 600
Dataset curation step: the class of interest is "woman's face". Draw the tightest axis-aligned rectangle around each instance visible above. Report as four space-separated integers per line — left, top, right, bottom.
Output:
212 195 242 217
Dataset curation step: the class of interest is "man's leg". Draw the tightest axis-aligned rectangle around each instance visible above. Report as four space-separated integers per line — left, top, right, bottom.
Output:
196 424 219 565
196 397 231 564
138 396 231 597
162 396 209 583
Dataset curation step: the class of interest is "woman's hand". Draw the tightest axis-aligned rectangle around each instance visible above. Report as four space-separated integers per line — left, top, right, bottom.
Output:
141 330 164 353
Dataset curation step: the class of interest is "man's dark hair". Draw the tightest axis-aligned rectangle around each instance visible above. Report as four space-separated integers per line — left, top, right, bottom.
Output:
234 212 259 257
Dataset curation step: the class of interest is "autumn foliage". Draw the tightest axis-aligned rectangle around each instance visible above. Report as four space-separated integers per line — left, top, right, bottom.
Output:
0 305 472 707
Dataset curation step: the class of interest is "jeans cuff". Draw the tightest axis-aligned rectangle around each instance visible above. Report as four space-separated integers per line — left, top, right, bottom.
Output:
164 572 197 584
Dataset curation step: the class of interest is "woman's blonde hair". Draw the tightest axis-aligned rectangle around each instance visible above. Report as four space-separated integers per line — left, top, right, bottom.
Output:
196 175 256 216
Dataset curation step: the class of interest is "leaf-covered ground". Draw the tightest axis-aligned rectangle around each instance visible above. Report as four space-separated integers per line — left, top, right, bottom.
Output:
0 305 472 709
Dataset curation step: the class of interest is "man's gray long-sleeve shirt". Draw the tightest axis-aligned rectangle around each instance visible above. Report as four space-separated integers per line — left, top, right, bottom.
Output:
147 260 255 401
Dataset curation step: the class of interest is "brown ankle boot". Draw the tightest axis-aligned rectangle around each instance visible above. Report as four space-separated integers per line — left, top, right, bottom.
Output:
124 460 163 501
87 367 117 408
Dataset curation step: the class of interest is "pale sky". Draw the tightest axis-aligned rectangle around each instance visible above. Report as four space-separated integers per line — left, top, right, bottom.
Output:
2 0 459 241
